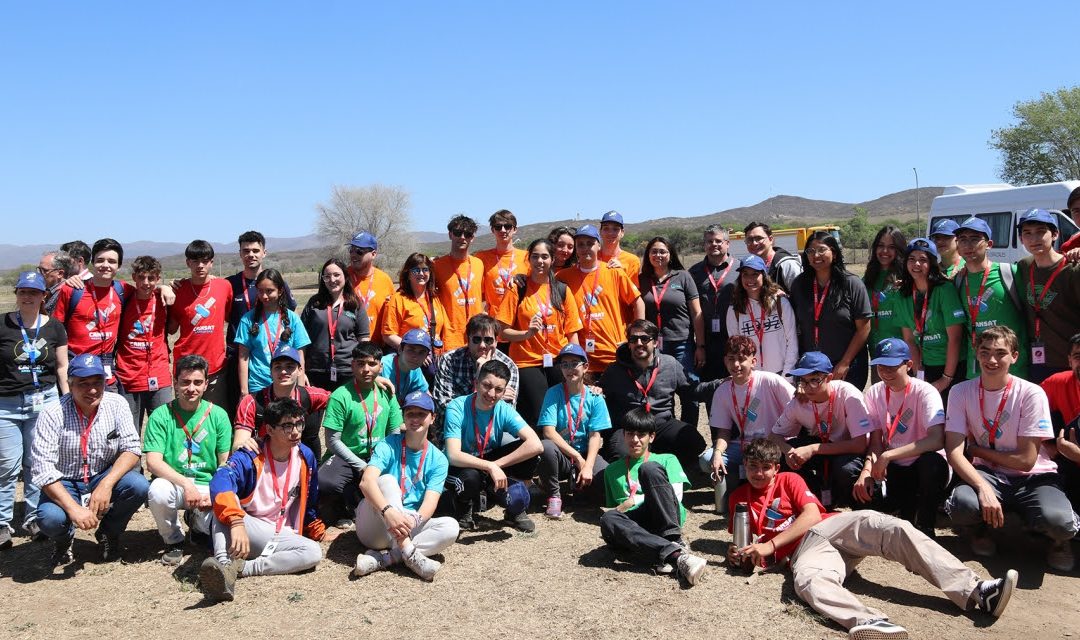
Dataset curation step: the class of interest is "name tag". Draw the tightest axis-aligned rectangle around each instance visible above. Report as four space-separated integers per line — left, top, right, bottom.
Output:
542 353 553 368
148 377 159 391
711 318 721 333
585 338 596 353
330 368 338 382
1032 342 1046 365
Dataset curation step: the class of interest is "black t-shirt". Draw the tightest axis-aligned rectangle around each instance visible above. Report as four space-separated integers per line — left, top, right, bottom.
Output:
0 312 68 396
790 271 872 366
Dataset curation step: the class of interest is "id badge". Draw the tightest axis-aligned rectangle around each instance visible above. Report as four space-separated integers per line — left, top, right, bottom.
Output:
916 370 925 380
148 377 159 391
259 537 279 558
711 317 721 333
542 353 553 368
585 338 596 353
104 364 113 378
193 428 209 444
27 391 45 413
1032 342 1046 365
820 489 833 507
330 368 338 382
80 493 92 508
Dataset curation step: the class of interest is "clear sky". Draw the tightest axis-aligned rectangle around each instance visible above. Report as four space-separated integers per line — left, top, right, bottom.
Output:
1 2 1075 245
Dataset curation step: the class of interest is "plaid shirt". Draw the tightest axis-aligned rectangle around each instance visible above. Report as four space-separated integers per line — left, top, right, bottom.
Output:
433 347 519 410
31 392 142 487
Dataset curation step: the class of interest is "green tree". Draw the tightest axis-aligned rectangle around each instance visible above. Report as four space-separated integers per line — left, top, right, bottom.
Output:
989 86 1080 185
839 206 874 248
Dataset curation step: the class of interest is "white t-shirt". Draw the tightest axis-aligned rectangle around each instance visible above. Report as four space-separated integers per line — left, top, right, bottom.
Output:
709 370 794 441
945 376 1057 477
246 448 302 532
772 380 873 442
864 378 945 467
725 296 798 375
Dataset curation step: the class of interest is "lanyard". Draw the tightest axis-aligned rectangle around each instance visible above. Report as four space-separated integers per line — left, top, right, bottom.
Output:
912 288 930 339
581 268 601 337
170 401 214 460
1028 259 1067 341
563 384 587 448
741 300 768 362
87 283 116 354
706 262 732 312
627 365 661 413
75 404 98 483
471 396 496 459
400 437 429 496
811 279 830 348
262 312 283 356
420 291 437 335
731 374 756 445
456 263 474 317
497 251 517 287
136 295 158 370
533 284 552 337
625 451 650 499
650 276 674 333
326 301 342 364
967 267 991 351
811 387 836 442
354 382 380 449
883 383 911 445
241 275 255 311
752 477 780 535
16 311 43 388
266 444 296 535
978 377 1013 450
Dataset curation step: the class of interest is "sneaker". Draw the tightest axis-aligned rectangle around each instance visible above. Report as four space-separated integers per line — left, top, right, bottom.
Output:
507 511 536 533
51 539 73 567
652 561 675 575
0 525 12 551
849 619 908 639
352 550 390 578
676 552 707 586
334 518 355 531
161 542 185 566
969 531 996 557
1047 540 1075 572
457 511 477 533
24 520 46 542
199 557 244 602
403 548 442 581
95 530 121 563
544 496 563 520
976 569 1018 617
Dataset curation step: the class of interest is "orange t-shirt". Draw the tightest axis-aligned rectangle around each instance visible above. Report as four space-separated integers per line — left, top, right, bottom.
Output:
507 279 584 368
432 254 485 351
475 246 528 325
557 265 641 371
382 289 449 355
348 267 395 346
601 248 641 286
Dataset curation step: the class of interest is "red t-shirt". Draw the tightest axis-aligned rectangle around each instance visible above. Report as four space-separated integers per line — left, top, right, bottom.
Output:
728 471 831 563
52 280 136 359
169 278 233 374
234 385 330 437
1060 232 1080 255
1041 370 1080 428
114 292 172 392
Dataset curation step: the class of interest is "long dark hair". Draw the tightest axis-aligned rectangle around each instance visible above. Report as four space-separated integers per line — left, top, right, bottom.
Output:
863 226 907 292
309 258 360 312
732 265 782 316
799 231 848 282
248 268 292 341
898 243 947 296
397 252 438 298
514 238 564 313
640 236 685 282
548 226 577 269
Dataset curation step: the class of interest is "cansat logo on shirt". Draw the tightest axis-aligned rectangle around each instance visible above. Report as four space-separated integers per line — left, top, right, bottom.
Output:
1027 287 1058 307
15 337 48 363
191 297 218 326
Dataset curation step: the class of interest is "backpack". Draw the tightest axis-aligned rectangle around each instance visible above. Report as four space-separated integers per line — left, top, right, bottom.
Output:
64 280 129 326
952 262 1023 315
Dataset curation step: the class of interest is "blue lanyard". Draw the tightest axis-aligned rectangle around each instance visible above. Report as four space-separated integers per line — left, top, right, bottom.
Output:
16 311 43 388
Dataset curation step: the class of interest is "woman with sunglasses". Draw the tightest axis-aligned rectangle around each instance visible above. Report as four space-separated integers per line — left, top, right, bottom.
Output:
897 238 966 398
301 258 368 391
548 226 577 271
383 253 448 359
725 256 797 376
790 231 873 390
863 226 908 382
498 238 582 426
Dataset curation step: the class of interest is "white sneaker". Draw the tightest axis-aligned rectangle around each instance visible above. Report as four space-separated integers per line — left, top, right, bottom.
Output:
1047 540 1075 572
353 550 390 578
403 548 441 581
676 552 707 586
849 619 908 639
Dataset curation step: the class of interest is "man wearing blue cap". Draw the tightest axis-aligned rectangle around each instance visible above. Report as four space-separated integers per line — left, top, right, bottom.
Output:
345 230 395 346
930 219 965 278
30 354 148 565
689 224 742 382
1014 208 1080 382
382 328 432 403
854 339 947 538
598 211 641 286
353 391 458 581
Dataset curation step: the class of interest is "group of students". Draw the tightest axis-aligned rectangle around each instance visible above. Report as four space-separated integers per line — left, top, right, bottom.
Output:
5 193 1080 639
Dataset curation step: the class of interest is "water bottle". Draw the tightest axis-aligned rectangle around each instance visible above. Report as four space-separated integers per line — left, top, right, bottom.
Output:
732 502 751 550
713 475 728 515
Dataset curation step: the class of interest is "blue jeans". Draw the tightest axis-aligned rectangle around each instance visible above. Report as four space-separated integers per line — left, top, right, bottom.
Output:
36 467 149 544
662 338 700 427
0 385 59 529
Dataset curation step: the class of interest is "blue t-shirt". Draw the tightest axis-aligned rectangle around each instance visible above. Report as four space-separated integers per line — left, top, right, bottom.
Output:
536 384 611 455
443 393 527 458
234 308 311 392
381 353 429 404
369 433 449 511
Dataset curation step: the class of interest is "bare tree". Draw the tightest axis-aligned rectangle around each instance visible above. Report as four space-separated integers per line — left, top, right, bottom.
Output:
315 183 416 271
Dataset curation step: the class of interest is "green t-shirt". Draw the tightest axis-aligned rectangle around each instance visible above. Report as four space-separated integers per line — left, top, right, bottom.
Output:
943 259 965 279
142 400 232 486
868 271 906 346
322 383 403 460
898 282 967 366
603 452 689 526
957 262 1029 378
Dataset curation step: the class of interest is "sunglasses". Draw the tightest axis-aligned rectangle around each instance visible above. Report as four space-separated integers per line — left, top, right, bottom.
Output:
409 267 431 275
471 335 496 345
349 247 373 255
627 334 653 344
451 230 475 239
492 223 514 231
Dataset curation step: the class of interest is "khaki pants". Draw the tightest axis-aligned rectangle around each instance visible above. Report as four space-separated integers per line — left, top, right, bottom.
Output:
789 511 980 629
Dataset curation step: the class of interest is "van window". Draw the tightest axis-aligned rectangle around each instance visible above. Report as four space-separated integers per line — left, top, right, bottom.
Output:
931 213 1014 248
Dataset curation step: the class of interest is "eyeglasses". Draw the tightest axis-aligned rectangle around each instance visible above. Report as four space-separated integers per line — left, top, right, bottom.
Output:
906 256 931 265
805 247 831 256
627 334 653 344
558 360 584 369
649 249 670 256
409 267 431 275
800 375 828 386
37 266 59 276
275 421 305 432
743 235 768 245
492 223 514 231
470 335 496 345
451 230 475 239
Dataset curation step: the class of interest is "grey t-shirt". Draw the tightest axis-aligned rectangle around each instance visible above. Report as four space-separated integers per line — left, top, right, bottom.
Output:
790 271 872 366
640 270 699 344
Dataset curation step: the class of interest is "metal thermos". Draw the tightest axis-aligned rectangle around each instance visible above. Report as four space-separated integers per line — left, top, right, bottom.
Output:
733 502 751 549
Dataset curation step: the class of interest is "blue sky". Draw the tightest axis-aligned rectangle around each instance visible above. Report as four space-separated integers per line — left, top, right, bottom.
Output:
1 2 1076 245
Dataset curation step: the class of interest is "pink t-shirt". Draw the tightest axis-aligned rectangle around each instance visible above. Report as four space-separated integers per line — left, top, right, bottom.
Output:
246 448 303 532
864 378 945 467
944 376 1057 476
709 371 794 441
772 380 873 442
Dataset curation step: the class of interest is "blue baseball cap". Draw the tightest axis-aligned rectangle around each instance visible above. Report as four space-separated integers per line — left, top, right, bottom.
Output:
401 328 433 350
600 211 624 226
15 270 46 292
349 231 378 250
555 343 588 364
737 255 767 273
930 219 959 237
957 217 993 239
1016 208 1058 231
271 344 302 364
402 390 436 413
788 351 833 377
870 338 911 367
69 353 106 378
503 482 531 516
574 224 601 241
906 237 940 260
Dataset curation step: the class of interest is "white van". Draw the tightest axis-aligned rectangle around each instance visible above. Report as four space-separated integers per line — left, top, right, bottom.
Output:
926 181 1080 263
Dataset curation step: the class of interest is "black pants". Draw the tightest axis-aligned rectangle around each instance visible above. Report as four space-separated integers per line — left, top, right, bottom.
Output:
599 461 684 567
517 366 562 427
537 440 607 506
317 456 364 521
605 417 707 473
445 441 539 516
780 434 862 509
307 370 352 393
868 452 949 533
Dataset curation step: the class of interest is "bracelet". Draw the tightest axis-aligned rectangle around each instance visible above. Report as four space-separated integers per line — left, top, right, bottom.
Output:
380 504 393 516
770 539 777 554
941 373 954 380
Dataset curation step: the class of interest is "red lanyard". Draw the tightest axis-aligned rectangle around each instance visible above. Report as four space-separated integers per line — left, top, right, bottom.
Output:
883 383 911 445
563 384 587 448
169 401 214 458
87 284 116 354
355 383 380 448
326 302 342 363
752 477 780 535
420 292 436 330
497 251 517 287
811 387 836 442
581 268 601 337
136 295 158 369
978 377 1013 450
533 284 552 337
471 396 495 459
627 365 661 413
706 262 732 310
456 263 474 317
967 267 991 350
742 300 768 362
1028 259 1067 341
626 451 650 499
400 437 429 496
811 279 830 348
241 276 254 311
266 445 296 534
262 311 283 356
912 288 930 337
650 276 674 333
75 404 98 483
731 374 756 445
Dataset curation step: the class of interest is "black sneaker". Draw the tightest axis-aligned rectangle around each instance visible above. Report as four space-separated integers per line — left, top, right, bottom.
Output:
95 530 121 562
52 539 73 567
161 542 185 566
24 520 47 542
457 512 477 532
977 569 1018 618
0 525 12 551
507 511 536 533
